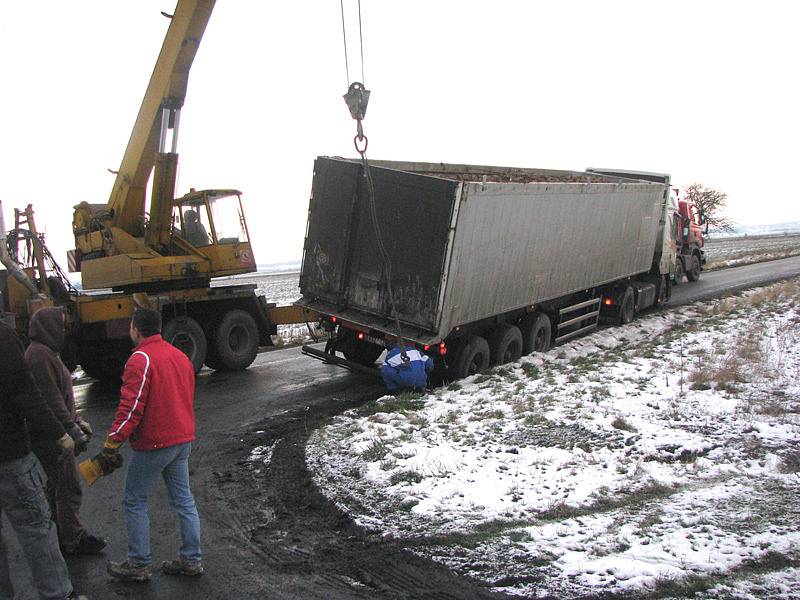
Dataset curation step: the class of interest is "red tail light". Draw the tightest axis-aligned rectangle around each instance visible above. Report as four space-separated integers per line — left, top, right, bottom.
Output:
439 342 447 356
603 298 614 306
423 344 431 351
356 331 365 341
331 316 337 323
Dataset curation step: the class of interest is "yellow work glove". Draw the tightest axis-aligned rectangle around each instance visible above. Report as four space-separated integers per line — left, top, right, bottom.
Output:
78 437 124 486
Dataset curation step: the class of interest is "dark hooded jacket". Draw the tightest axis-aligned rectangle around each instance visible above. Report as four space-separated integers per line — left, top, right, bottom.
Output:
0 322 65 462
24 308 78 436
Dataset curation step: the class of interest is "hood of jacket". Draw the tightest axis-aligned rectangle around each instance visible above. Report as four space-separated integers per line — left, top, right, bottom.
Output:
29 307 65 352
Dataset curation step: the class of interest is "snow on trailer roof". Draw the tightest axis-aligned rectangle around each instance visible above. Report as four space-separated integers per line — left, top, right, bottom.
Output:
343 158 664 185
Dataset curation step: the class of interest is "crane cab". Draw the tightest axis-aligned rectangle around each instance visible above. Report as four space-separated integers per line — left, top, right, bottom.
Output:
173 188 256 277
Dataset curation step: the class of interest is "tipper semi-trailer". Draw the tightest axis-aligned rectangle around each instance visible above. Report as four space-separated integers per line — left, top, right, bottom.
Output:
297 157 678 380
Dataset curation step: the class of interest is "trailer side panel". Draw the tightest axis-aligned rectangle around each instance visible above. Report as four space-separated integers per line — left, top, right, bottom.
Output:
439 182 663 333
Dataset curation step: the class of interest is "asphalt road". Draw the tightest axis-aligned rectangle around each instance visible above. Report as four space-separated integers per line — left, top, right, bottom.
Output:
3 255 799 599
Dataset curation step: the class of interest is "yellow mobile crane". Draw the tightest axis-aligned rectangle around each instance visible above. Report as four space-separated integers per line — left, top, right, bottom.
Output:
1 0 313 380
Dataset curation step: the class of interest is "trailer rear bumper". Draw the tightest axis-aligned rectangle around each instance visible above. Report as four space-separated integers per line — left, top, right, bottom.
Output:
301 344 382 378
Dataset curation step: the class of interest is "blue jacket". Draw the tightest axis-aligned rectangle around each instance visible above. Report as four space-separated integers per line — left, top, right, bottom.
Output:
380 345 433 392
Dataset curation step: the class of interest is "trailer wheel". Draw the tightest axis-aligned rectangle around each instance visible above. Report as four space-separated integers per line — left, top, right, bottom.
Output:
619 287 635 325
686 254 701 282
449 335 490 380
673 257 684 285
520 313 551 354
488 324 523 366
210 310 259 371
339 329 384 366
163 316 207 374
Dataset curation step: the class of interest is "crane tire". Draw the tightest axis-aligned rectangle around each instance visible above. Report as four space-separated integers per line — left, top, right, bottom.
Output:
162 316 207 374
210 310 259 371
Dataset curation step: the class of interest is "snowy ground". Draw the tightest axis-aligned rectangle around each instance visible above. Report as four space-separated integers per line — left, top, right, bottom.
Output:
306 279 800 599
705 234 800 271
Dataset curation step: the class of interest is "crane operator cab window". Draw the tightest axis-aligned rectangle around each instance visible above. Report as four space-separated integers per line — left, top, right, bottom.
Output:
181 208 211 247
207 192 249 245
174 190 249 248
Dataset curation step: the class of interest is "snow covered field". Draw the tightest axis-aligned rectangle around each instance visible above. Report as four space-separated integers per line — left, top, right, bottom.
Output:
705 234 800 271
307 279 800 598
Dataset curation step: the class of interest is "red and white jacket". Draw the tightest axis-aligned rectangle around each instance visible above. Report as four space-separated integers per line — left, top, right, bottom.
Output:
108 334 196 451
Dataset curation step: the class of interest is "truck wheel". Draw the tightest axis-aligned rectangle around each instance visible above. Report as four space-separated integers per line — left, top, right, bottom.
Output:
520 313 551 354
203 345 222 371
163 317 207 374
79 340 130 383
686 255 701 282
211 310 259 371
673 258 684 285
619 287 635 325
338 329 384 366
488 324 523 366
449 335 490 379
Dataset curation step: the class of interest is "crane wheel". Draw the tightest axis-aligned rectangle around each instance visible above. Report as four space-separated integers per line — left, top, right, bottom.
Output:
208 310 259 371
162 316 207 374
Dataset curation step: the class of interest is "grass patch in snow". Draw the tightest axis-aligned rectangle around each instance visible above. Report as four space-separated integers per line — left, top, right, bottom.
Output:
356 392 426 417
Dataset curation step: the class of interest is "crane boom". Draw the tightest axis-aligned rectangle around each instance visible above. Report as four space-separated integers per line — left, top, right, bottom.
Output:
108 0 215 235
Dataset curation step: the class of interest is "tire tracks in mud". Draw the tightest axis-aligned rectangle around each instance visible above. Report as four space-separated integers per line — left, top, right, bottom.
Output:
213 392 507 600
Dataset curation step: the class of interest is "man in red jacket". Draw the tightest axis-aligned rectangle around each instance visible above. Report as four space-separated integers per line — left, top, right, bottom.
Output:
105 308 203 582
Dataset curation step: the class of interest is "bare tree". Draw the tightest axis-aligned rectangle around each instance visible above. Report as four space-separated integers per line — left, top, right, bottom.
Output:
682 183 734 232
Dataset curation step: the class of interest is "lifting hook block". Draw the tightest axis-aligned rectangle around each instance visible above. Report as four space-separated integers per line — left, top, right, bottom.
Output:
343 82 370 121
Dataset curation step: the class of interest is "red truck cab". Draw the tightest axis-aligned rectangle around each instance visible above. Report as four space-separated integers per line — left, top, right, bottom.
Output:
675 195 707 283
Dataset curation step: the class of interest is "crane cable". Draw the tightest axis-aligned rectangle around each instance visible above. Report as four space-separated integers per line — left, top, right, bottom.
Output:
339 1 408 363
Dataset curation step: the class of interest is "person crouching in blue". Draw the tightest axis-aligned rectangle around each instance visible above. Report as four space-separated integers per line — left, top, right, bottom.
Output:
380 344 433 393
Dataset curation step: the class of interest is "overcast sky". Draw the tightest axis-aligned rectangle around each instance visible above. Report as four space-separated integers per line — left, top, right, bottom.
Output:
1 1 797 267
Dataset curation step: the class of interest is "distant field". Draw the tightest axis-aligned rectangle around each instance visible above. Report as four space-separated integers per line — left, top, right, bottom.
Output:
705 233 800 270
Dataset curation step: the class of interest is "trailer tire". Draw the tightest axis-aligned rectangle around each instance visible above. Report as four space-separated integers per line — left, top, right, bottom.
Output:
673 258 684 285
686 254 701 282
450 335 490 379
520 313 551 354
163 316 207 374
619 287 635 325
488 324 523 366
211 310 259 371
338 329 384 366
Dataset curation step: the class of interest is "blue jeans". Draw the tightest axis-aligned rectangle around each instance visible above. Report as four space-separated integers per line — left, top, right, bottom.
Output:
0 452 73 600
124 442 201 566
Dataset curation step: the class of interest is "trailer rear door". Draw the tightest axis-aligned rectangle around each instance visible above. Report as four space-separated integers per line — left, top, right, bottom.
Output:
300 158 457 332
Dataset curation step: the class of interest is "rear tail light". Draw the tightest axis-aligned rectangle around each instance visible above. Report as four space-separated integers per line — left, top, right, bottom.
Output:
603 297 615 306
423 344 431 351
439 342 447 356
356 331 365 341
331 316 338 323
